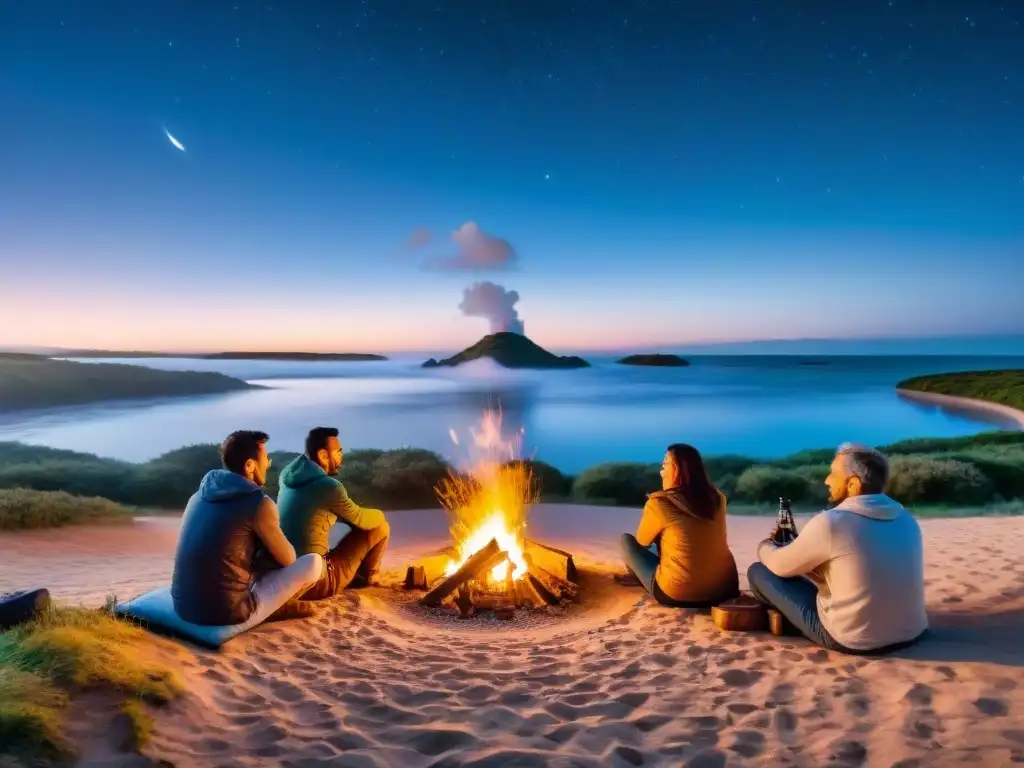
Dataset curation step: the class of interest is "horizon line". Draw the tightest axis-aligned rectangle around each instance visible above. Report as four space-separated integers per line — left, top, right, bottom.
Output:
4 331 1024 357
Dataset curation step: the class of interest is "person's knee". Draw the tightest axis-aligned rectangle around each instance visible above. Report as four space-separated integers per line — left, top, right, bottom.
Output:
297 553 324 583
746 562 773 597
746 561 770 584
620 533 636 557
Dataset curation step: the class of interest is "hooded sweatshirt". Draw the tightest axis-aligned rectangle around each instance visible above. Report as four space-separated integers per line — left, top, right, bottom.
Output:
171 469 266 626
758 494 928 651
277 456 386 557
637 488 739 604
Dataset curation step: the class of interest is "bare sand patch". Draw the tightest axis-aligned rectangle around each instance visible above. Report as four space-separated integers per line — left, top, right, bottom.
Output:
2 505 1023 766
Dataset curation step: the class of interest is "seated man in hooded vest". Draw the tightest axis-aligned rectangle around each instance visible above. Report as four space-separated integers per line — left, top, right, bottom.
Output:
171 430 324 626
278 427 391 599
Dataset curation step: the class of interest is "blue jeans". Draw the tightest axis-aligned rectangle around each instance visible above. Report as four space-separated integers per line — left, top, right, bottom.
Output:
621 533 659 592
620 534 721 608
745 562 850 651
747 563 926 655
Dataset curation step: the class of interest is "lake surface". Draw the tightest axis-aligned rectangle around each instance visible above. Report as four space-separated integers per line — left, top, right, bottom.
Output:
1 355 1022 473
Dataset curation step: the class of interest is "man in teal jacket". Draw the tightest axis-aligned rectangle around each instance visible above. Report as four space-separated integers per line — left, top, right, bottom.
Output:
277 427 390 599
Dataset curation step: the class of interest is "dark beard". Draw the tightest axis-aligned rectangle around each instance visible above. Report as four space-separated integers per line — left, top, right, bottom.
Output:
827 489 848 508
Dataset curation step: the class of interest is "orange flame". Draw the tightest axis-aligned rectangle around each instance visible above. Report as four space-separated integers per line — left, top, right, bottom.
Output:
437 408 537 583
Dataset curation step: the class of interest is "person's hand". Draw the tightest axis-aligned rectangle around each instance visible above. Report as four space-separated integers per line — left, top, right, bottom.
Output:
756 538 779 564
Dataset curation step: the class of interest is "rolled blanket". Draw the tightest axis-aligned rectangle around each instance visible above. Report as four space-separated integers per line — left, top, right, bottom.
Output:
0 588 52 632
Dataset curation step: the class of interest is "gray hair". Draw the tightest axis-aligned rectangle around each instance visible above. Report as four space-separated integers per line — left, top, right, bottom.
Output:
835 442 889 494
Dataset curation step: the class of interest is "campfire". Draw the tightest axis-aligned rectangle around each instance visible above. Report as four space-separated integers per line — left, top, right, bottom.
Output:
403 410 578 619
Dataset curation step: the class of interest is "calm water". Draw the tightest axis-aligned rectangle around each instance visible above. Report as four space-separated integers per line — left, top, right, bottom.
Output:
1 355 1022 473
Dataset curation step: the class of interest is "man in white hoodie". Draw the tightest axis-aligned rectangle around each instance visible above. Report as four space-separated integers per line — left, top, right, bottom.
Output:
747 442 928 653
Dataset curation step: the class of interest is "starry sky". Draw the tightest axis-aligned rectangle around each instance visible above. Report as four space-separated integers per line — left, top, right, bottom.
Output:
2 1 1023 354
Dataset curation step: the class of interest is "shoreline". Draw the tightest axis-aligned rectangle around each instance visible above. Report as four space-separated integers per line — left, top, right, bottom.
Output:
896 388 1024 430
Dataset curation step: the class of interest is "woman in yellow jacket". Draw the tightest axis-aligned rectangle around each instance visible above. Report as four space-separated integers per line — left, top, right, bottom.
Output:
619 443 739 606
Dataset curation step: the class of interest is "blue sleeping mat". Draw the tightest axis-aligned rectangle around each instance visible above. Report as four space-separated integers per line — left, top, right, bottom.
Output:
114 587 262 650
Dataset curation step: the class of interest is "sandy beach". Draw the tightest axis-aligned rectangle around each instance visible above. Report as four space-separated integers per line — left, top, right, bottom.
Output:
896 388 1024 431
3 504 1024 767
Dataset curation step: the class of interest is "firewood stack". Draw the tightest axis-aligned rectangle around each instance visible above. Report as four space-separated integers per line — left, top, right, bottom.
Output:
407 538 578 618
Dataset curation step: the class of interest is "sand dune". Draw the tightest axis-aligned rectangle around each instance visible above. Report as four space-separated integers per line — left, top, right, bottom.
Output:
2 505 1024 767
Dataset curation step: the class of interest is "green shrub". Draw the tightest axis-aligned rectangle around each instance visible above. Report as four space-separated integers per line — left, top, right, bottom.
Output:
0 442 112 465
716 473 739 500
146 444 222 475
769 448 836 468
1 424 1022 520
502 459 572 499
881 430 1024 456
886 456 994 505
356 448 452 509
0 489 134 530
572 462 660 506
733 466 818 504
334 456 376 499
944 442 1024 465
703 454 758 482
120 444 222 507
0 460 135 500
790 464 830 505
948 455 1024 500
264 451 301 497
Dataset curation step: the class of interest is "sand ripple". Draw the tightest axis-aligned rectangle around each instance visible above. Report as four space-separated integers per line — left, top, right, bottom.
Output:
2 507 1023 766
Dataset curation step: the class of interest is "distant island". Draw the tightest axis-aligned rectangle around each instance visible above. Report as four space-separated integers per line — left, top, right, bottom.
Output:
617 353 690 367
57 350 388 362
0 353 258 412
422 332 590 369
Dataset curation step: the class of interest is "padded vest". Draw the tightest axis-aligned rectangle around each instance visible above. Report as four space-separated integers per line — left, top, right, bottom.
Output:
171 470 265 625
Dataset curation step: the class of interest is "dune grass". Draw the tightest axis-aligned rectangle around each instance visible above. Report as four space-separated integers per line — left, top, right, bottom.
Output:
899 369 1024 412
0 489 136 531
0 603 182 761
0 353 256 412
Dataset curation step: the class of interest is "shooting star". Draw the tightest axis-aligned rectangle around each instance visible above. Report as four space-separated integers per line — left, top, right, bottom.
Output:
163 127 186 152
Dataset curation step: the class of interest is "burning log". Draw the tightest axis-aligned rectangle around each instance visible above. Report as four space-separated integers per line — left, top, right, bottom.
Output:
404 548 456 590
525 561 579 604
472 594 515 611
515 575 552 608
421 538 506 607
526 573 557 605
524 539 578 583
454 585 475 619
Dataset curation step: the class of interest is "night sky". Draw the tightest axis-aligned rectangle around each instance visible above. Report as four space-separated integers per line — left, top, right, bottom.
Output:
2 1 1022 353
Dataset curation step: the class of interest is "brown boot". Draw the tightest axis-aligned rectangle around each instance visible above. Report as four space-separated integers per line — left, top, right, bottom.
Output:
266 599 319 622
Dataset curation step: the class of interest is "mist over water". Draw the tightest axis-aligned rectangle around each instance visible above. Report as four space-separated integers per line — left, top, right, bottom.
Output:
1 355 1022 473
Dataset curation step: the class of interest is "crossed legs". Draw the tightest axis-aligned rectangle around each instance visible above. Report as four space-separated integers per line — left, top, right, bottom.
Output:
301 522 391 600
